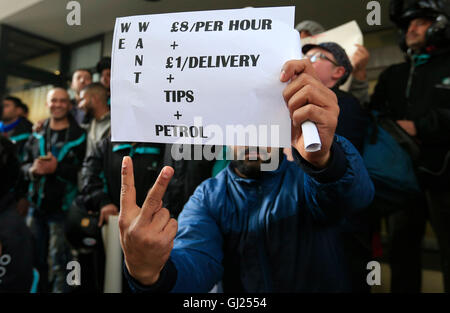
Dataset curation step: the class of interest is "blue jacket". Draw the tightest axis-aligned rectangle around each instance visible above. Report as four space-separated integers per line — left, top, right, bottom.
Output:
126 136 374 292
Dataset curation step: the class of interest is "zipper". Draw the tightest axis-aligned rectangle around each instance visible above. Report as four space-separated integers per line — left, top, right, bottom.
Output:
405 49 416 119
255 185 274 292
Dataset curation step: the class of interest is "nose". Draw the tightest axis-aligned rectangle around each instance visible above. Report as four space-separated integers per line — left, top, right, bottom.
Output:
407 22 417 34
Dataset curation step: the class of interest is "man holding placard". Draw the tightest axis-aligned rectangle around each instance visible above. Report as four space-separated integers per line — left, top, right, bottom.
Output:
118 59 375 292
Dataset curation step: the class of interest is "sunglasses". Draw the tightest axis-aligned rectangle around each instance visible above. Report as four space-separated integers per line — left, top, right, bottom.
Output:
305 52 340 67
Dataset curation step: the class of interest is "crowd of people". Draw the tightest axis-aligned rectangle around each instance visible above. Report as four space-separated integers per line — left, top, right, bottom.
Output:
0 0 449 293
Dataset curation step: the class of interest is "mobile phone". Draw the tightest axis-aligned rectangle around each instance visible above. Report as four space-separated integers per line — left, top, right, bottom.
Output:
39 155 52 161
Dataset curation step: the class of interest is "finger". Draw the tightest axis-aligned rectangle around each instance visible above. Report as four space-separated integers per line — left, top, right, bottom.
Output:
120 156 138 229
98 211 105 227
286 81 334 117
140 166 174 222
283 73 326 106
150 207 171 233
292 104 337 128
280 59 319 83
162 218 178 241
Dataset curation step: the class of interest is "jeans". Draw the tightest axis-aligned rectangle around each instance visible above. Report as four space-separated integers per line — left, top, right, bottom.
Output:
426 190 450 292
386 195 427 293
29 211 72 293
370 193 427 293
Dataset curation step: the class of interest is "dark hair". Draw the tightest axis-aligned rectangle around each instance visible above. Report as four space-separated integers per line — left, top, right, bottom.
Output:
96 57 111 74
72 68 93 78
82 82 108 102
18 102 29 114
0 137 19 197
3 96 23 108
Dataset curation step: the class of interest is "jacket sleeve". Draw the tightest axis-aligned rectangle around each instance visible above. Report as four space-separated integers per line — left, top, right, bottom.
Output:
294 135 375 223
349 77 370 108
414 106 450 145
20 136 36 182
80 138 113 211
169 181 224 292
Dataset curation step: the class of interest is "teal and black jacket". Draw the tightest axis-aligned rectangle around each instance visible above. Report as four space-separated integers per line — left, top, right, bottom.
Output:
80 138 165 212
1 117 33 162
21 116 86 216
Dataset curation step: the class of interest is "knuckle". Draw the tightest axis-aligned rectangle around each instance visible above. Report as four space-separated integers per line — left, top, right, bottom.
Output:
305 104 314 115
303 84 313 96
127 227 140 242
303 58 312 68
282 87 290 103
156 177 167 189
335 104 340 116
160 208 170 220
153 235 166 248
146 197 161 209
287 96 298 114
118 216 127 230
120 185 128 197
168 217 178 229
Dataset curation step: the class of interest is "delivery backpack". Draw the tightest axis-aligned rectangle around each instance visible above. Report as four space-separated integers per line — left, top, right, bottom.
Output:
362 111 421 208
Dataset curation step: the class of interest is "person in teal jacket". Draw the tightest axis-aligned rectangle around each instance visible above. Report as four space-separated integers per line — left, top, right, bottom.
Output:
21 88 86 292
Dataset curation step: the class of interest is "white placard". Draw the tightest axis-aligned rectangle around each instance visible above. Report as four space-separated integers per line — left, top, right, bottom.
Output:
110 7 302 148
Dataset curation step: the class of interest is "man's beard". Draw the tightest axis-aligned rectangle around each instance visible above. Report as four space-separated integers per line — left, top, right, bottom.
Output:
231 148 284 179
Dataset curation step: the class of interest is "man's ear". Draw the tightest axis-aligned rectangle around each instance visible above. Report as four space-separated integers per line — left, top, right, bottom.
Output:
332 66 346 81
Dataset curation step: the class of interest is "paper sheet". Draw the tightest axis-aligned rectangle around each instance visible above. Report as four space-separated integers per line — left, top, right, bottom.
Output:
110 7 302 148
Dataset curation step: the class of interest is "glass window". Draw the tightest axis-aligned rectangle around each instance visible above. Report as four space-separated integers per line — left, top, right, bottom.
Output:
69 41 102 73
6 75 53 123
4 27 61 73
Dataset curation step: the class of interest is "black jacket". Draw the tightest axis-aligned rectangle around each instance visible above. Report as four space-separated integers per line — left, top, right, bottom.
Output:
370 47 450 188
2 118 34 200
162 144 215 218
333 88 369 153
21 115 86 215
0 193 35 292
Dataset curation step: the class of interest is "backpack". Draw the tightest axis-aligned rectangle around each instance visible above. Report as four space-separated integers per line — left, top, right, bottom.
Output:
362 111 421 207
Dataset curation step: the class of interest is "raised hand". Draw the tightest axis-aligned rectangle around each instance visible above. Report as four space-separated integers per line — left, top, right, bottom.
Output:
280 59 340 168
119 156 177 285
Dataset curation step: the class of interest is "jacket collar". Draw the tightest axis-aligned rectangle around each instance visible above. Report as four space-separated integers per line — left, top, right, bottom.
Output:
0 118 21 133
39 114 78 139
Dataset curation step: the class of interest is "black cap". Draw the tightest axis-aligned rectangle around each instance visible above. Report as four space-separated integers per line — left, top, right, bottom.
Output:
391 0 444 29
302 42 354 86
